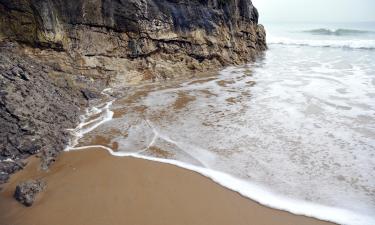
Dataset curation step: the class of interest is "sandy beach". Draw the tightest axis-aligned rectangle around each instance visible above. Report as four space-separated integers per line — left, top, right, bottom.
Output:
0 148 335 225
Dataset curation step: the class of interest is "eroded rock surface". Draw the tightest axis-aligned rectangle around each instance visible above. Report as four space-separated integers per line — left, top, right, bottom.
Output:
0 0 266 83
14 179 46 206
0 43 100 184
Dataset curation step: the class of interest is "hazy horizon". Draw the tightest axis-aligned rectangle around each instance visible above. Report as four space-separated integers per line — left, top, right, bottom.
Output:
252 0 375 23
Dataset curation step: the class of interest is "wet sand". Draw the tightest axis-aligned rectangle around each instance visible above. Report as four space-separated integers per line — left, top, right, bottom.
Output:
0 148 335 225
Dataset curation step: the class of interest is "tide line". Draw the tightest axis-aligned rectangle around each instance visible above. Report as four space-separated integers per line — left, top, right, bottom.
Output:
66 144 374 225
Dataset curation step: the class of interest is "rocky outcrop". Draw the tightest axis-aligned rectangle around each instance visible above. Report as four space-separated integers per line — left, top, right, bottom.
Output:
0 42 100 184
14 179 46 206
0 0 266 84
0 0 266 185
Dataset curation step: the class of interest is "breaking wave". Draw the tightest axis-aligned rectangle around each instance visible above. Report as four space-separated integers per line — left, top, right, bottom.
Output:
268 37 375 50
303 28 373 36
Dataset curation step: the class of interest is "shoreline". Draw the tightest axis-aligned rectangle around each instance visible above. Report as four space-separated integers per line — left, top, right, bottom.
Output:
0 147 335 225
62 83 369 225
28 66 370 225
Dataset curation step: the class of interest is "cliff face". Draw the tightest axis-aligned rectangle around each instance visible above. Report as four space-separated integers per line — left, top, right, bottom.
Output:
0 0 266 185
0 0 266 83
0 43 87 184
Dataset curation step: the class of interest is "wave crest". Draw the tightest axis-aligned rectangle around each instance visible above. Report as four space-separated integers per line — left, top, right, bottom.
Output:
268 37 375 50
304 28 373 36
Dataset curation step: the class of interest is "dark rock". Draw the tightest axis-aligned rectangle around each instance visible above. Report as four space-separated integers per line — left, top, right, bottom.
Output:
14 179 46 206
11 66 30 81
0 160 25 174
0 160 25 184
0 173 9 185
81 89 100 100
40 146 59 170
0 45 87 183
0 0 266 81
3 71 16 81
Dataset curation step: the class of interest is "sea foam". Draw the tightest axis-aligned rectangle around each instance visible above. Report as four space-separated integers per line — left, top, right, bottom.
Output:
65 96 375 225
65 89 115 149
268 37 375 50
303 28 373 36
64 45 375 225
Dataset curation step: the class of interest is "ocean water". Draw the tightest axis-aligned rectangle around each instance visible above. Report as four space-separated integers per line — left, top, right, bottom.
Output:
267 22 375 49
67 22 375 225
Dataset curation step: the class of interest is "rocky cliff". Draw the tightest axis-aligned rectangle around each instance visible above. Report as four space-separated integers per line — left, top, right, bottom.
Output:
0 0 266 185
0 42 87 185
0 0 266 83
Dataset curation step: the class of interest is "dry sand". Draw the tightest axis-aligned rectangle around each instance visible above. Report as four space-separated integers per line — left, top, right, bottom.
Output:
0 148 335 225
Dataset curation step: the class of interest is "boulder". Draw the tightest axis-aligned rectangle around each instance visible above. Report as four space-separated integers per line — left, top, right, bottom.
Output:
14 179 46 206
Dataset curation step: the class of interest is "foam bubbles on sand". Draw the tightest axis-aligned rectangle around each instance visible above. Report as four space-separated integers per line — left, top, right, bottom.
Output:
66 89 115 149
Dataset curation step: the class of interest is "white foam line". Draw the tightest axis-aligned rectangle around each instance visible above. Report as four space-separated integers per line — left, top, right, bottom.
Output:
65 100 115 150
145 120 211 167
268 37 375 50
2 158 15 162
147 132 158 148
79 114 106 127
134 131 158 155
145 120 158 148
66 144 375 225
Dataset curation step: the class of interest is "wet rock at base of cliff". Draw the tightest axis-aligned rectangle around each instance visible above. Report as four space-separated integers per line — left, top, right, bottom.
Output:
14 179 46 206
0 42 104 184
40 145 61 170
0 160 26 185
0 159 26 188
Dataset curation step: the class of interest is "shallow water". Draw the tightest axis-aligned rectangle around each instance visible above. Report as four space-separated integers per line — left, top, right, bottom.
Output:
69 24 375 225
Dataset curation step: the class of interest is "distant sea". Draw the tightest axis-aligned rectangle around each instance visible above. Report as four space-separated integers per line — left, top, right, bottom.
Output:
265 21 375 49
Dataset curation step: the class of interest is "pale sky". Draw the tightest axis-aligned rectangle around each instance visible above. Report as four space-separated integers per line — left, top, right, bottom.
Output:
252 0 375 23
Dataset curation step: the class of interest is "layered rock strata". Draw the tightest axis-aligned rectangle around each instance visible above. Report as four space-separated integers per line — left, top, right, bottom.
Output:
0 0 266 83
